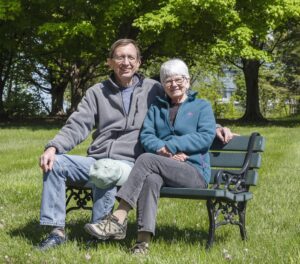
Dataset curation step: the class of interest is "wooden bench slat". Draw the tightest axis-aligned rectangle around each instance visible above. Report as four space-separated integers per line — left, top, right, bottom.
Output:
160 187 254 202
232 192 253 202
210 135 265 152
210 152 262 168
210 169 258 185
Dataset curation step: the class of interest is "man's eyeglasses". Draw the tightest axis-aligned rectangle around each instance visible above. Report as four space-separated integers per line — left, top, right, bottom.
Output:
113 55 137 63
164 76 186 87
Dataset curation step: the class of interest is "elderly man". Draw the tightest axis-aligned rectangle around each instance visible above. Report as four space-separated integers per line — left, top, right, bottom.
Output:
38 39 234 250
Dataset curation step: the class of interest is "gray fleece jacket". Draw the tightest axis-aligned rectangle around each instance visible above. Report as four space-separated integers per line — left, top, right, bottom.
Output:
46 73 164 162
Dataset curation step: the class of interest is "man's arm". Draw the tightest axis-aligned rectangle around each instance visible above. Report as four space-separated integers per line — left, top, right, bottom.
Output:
39 87 98 172
45 87 98 154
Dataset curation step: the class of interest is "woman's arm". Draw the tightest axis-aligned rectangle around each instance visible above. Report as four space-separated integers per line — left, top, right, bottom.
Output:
140 105 167 153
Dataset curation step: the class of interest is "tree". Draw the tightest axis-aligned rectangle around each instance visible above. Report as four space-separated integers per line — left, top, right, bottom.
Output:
134 0 300 121
278 24 300 114
24 0 152 115
0 0 27 119
0 0 62 118
24 0 109 115
1 0 164 117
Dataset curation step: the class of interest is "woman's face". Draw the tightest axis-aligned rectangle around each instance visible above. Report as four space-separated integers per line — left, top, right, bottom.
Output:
163 75 190 103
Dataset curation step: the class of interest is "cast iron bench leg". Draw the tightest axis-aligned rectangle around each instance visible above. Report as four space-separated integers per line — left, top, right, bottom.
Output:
206 199 215 249
66 187 93 213
238 201 248 240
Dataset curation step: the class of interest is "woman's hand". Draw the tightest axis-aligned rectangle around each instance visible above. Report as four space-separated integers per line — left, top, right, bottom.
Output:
157 147 188 161
157 146 172 157
171 152 188 162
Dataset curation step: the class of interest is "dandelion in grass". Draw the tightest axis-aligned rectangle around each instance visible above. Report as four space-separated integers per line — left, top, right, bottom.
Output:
85 253 92 260
222 249 233 261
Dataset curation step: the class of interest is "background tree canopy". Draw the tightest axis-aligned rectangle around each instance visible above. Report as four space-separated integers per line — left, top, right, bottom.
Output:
0 0 299 121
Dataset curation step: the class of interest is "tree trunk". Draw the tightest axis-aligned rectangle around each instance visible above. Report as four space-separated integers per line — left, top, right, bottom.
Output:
50 83 67 116
48 65 70 116
70 82 83 113
0 80 8 120
0 55 13 121
240 59 267 122
69 64 84 113
69 62 98 113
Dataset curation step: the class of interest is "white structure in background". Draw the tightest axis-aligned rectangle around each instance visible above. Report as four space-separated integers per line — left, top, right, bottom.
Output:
220 68 237 103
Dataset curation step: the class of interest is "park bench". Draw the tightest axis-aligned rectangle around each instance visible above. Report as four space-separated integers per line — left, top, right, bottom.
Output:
66 132 265 248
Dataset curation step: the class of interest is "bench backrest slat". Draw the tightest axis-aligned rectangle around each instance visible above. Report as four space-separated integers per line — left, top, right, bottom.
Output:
209 152 262 168
210 135 265 152
208 134 265 187
210 169 258 185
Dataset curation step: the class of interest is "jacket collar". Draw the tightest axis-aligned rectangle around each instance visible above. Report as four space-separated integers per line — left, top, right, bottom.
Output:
107 73 144 93
156 90 198 106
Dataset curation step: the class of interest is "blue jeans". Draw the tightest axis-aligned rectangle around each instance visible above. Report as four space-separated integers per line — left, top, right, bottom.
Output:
40 154 117 227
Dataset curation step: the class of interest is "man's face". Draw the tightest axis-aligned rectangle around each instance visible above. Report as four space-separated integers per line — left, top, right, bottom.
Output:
107 43 141 86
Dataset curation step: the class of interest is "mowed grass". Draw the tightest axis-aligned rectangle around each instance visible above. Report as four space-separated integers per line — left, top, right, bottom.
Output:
0 119 300 264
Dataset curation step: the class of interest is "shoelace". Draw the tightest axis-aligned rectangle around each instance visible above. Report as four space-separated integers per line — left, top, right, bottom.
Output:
98 214 118 234
96 214 126 237
104 214 114 233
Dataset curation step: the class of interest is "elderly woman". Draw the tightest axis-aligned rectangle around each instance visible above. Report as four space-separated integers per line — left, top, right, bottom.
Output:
84 59 216 254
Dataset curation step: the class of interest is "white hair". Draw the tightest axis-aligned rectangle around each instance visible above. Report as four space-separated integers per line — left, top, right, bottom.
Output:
160 59 190 84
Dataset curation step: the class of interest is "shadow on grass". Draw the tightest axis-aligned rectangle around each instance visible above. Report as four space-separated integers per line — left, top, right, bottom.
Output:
0 118 66 130
9 218 222 249
217 116 300 128
1 115 299 130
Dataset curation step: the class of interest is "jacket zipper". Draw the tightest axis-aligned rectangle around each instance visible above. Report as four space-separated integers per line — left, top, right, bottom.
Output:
120 91 129 131
108 92 128 158
131 98 139 126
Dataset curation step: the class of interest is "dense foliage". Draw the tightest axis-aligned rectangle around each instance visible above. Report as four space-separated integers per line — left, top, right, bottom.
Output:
0 0 299 120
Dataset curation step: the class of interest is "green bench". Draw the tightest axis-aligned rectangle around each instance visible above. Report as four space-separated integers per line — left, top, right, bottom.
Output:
66 132 265 248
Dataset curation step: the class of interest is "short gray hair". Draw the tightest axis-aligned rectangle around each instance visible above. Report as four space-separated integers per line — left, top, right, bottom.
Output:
160 59 190 84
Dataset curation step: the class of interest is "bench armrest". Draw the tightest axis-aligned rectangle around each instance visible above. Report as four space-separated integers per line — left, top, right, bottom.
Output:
212 169 247 193
212 132 260 193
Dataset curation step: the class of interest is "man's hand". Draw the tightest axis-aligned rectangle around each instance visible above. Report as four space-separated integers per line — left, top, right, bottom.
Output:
171 152 188 162
216 126 239 144
39 147 56 173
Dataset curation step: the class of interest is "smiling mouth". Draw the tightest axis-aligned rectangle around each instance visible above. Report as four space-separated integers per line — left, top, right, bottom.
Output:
120 68 132 73
170 89 181 92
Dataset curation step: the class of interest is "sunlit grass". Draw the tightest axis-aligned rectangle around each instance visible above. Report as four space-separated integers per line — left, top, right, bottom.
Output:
0 119 300 263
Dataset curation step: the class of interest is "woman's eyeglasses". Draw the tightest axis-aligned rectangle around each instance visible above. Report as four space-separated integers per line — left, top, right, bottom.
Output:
164 76 186 87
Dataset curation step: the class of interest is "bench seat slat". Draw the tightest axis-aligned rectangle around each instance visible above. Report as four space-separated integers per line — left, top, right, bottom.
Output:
160 187 253 202
232 192 253 202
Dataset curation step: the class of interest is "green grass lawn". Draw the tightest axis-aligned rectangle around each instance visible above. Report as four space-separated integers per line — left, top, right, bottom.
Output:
0 119 299 264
